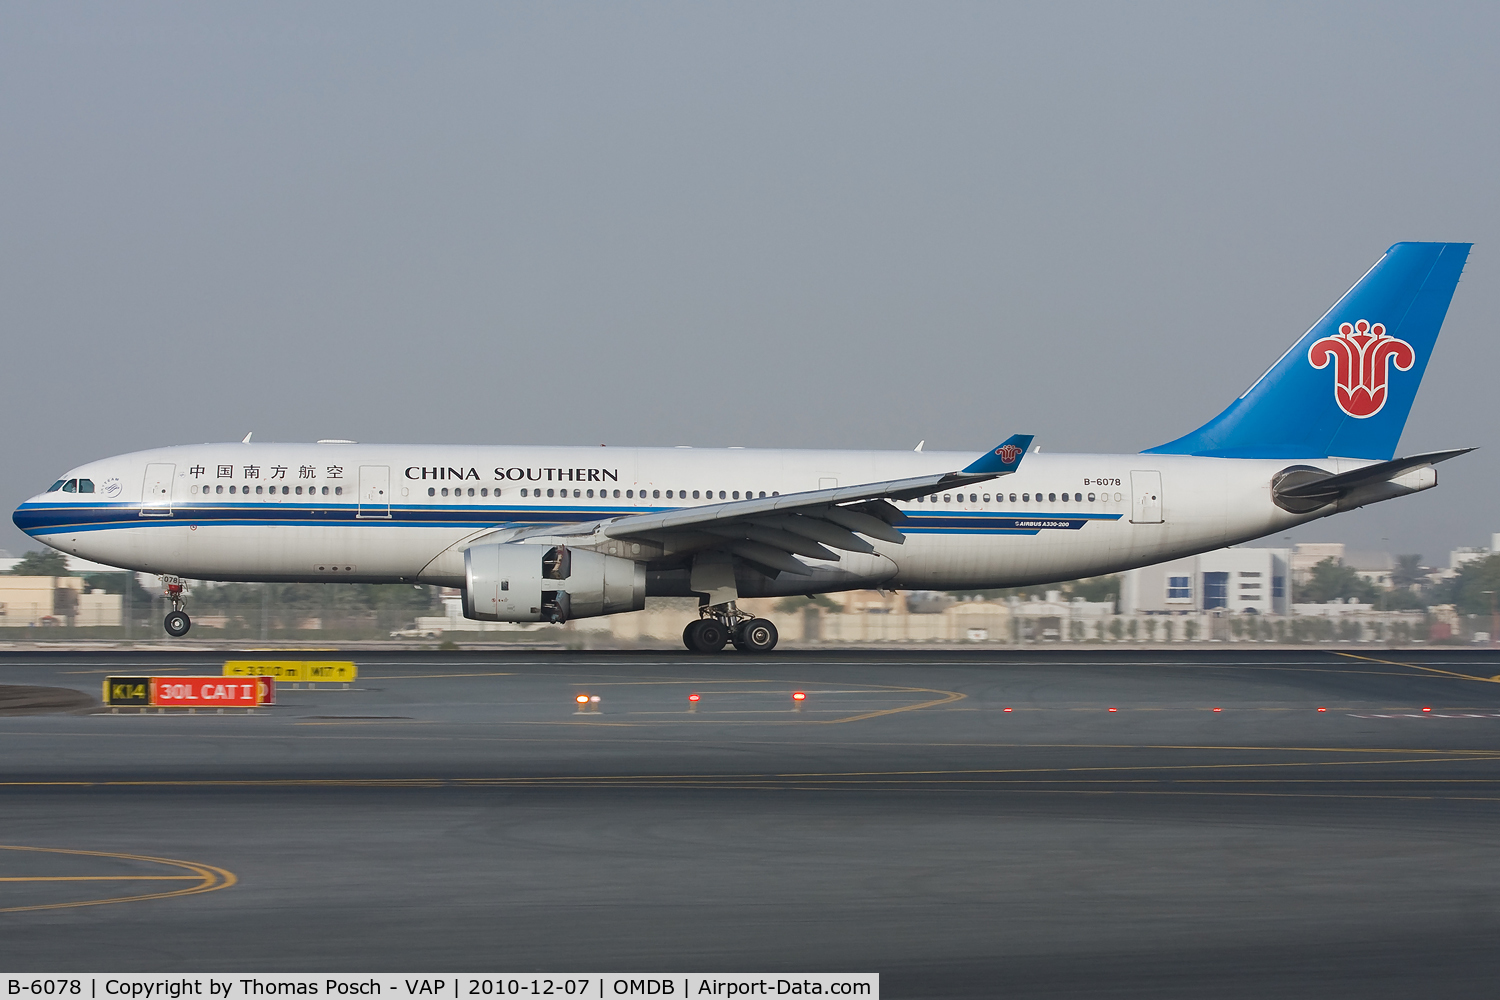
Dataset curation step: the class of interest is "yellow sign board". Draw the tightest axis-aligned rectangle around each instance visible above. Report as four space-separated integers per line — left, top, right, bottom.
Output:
224 660 356 682
304 660 357 682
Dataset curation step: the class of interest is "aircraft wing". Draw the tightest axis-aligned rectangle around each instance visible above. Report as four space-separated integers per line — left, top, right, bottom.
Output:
510 434 1033 577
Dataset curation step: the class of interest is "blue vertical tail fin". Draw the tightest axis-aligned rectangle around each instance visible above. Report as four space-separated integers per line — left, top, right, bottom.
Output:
1145 242 1471 460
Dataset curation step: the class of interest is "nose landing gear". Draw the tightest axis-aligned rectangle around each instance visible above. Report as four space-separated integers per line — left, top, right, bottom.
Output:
161 577 192 637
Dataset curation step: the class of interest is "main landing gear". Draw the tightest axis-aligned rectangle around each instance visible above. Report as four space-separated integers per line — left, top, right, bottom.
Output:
161 577 192 637
683 603 778 654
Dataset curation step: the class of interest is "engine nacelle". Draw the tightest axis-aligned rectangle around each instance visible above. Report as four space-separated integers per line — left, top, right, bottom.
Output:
463 543 646 623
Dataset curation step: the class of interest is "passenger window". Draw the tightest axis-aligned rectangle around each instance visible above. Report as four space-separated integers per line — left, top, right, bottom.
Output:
1048 492 1056 502
256 485 264 495
982 494 990 503
613 489 620 498
467 488 474 497
1088 492 1096 502
321 486 329 495
573 489 581 498
732 491 740 499
62 480 78 493
1074 493 1082 502
480 488 488 497
78 479 95 493
943 494 951 503
283 486 290 495
969 493 977 503
521 488 528 497
719 491 726 500
653 490 661 499
230 486 237 494
441 488 449 497
216 485 223 494
547 489 555 498
1022 493 1029 502
625 490 633 498
334 486 342 495
692 490 700 499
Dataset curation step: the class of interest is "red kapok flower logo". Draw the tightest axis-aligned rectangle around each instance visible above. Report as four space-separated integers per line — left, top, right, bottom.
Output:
996 444 1022 464
1307 319 1415 419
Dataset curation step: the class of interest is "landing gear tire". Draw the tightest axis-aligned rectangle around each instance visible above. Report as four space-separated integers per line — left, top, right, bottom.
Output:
688 619 729 653
732 618 778 653
683 620 703 651
164 611 191 637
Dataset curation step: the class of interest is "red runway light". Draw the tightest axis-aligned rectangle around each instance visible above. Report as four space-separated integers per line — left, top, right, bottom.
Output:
1212 707 1222 713
1317 707 1327 712
1107 707 1118 713
792 691 806 702
1002 707 1013 713
688 693 701 703
1422 706 1432 712
575 694 590 705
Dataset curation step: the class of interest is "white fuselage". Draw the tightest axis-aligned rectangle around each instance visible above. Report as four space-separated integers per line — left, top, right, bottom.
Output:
15 441 1367 598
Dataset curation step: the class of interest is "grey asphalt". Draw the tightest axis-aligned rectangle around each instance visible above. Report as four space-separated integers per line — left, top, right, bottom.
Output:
4 647 1500 998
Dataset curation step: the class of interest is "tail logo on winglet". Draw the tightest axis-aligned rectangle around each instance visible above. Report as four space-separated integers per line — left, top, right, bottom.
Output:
1308 319 1415 419
996 444 1022 464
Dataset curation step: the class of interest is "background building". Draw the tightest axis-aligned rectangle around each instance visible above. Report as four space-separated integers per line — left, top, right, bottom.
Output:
1121 547 1289 616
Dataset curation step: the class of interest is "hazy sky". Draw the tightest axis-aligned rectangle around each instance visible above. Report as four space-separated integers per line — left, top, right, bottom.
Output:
2 2 1497 563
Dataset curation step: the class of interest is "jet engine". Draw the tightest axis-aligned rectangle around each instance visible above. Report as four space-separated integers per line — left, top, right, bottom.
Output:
463 543 646 623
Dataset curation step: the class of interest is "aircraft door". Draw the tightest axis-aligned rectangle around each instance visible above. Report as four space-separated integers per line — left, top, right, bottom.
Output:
140 463 175 517
1130 470 1163 524
358 466 391 518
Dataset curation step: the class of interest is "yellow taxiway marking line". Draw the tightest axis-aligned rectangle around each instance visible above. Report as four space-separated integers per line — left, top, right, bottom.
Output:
1336 651 1500 684
0 845 236 913
0 876 201 881
826 685 966 723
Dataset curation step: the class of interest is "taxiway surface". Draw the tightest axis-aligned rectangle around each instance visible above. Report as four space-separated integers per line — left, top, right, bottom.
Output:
4 647 1500 998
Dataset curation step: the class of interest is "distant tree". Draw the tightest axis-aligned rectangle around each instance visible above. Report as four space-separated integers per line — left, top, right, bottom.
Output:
1065 576 1121 606
1392 554 1425 590
83 572 154 606
1297 558 1376 605
1440 555 1500 615
7 550 67 576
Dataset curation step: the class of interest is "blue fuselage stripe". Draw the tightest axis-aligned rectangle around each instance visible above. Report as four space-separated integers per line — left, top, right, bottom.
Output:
15 502 1124 537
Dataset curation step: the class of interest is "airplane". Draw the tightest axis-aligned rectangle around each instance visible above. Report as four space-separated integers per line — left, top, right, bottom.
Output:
13 241 1474 652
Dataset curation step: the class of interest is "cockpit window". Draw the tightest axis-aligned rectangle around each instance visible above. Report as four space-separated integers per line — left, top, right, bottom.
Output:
48 480 66 493
77 479 95 493
61 479 78 493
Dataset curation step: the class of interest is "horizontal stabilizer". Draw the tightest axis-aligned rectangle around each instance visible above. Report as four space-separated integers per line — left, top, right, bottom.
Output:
1272 448 1473 512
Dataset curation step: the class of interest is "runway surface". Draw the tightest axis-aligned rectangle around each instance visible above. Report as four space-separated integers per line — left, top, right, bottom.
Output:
4 646 1500 997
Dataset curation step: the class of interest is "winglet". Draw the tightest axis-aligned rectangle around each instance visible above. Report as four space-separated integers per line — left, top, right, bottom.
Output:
961 434 1034 475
